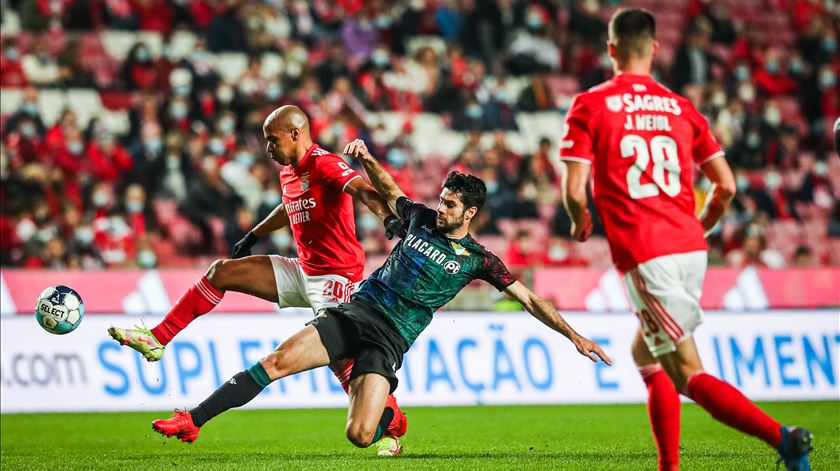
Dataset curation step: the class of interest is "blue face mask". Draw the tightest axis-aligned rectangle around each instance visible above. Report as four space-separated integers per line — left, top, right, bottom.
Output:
173 85 191 97
208 139 225 155
819 72 836 89
266 84 283 101
371 50 390 68
21 101 38 115
734 65 750 81
136 250 157 268
736 175 749 191
271 231 291 248
466 104 482 119
387 148 407 168
236 151 254 167
765 60 779 74
219 118 235 134
170 103 188 119
526 13 543 30
5 47 19 60
136 48 151 62
126 200 144 213
67 141 84 155
20 123 36 138
264 190 281 206
823 37 837 54
358 214 378 231
144 138 163 154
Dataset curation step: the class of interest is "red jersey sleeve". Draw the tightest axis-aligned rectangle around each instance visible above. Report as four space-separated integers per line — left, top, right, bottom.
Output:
690 107 725 165
316 154 362 191
558 94 595 164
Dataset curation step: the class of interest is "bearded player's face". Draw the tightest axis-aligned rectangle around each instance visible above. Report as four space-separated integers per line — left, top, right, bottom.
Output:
435 188 467 233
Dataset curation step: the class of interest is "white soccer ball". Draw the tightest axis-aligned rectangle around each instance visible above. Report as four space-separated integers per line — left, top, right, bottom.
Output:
35 285 85 335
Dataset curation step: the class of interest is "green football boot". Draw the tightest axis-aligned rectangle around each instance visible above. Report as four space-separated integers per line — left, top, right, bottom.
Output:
107 324 164 362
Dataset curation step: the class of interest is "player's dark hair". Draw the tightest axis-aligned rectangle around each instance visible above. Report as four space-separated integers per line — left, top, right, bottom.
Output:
443 171 486 212
608 8 656 62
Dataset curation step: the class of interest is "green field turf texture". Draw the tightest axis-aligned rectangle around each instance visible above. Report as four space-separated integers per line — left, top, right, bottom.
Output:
2 402 838 470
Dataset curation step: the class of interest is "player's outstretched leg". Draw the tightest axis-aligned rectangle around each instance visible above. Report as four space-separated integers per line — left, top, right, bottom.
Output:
345 372 402 456
109 256 279 361
332 358 407 438
661 337 813 471
152 324 330 442
632 330 680 471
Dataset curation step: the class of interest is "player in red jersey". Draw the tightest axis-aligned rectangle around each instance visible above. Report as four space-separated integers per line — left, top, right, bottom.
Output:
108 105 408 452
560 9 812 471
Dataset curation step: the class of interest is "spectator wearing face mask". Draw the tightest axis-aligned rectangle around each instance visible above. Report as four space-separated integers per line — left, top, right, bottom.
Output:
87 132 133 182
4 88 44 140
728 119 769 169
121 184 156 237
122 43 159 91
753 49 798 97
543 236 589 267
507 5 559 75
1 38 28 88
816 65 839 132
21 38 60 86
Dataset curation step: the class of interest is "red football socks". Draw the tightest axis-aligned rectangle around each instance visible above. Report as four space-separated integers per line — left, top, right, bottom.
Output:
640 365 680 471
151 277 223 346
334 360 355 393
684 371 781 449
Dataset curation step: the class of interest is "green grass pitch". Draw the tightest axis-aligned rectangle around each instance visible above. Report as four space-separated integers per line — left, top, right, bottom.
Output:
2 402 838 470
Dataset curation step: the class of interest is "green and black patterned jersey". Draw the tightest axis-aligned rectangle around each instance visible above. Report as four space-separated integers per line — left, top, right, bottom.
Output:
353 197 515 347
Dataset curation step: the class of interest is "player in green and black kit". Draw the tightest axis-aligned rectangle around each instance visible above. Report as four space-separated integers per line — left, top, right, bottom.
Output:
150 139 611 456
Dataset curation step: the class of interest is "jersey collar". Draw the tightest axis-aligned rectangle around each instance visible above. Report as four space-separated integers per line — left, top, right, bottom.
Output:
613 72 655 83
295 143 320 171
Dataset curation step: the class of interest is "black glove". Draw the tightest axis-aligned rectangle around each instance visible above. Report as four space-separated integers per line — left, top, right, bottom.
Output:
384 215 407 240
231 231 259 258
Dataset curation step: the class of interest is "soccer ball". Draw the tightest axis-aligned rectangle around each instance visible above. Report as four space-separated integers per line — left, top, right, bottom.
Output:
35 285 85 335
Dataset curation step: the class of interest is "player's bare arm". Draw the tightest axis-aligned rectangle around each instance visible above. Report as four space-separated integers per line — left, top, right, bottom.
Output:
230 203 290 258
343 177 394 221
252 203 290 237
504 281 612 364
561 161 594 242
698 156 736 236
343 138 406 214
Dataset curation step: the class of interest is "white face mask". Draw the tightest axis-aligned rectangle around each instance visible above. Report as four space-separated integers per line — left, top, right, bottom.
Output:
764 171 782 190
764 108 781 127
548 245 568 261
738 84 756 103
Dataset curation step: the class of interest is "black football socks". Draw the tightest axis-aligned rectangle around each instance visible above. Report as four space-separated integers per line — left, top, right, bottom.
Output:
190 362 272 427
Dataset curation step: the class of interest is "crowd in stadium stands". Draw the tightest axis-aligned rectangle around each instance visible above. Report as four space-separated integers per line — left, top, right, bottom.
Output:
0 0 838 272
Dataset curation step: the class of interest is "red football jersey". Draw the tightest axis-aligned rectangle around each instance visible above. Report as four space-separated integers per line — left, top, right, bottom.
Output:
279 144 365 281
559 73 724 273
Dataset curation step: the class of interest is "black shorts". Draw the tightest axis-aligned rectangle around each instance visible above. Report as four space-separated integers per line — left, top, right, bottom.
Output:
307 299 408 393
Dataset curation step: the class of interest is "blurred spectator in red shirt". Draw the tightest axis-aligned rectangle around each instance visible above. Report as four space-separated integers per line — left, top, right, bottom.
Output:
121 42 159 90
1 38 28 88
543 237 590 267
753 49 798 97
507 229 544 269
87 132 133 182
133 0 174 33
